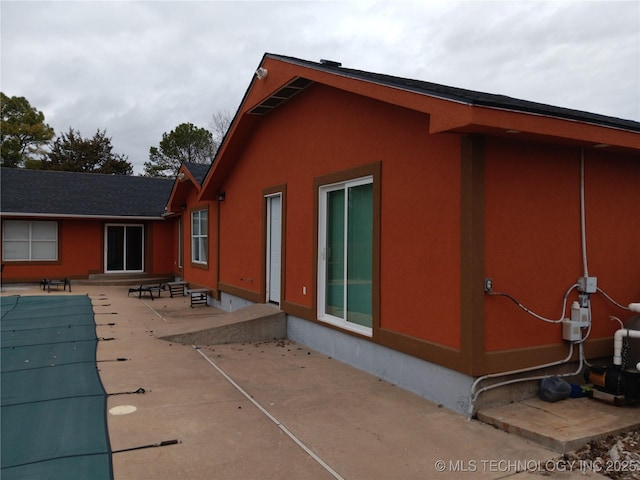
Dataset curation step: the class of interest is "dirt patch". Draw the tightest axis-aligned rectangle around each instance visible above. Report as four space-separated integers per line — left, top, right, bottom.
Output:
556 428 640 479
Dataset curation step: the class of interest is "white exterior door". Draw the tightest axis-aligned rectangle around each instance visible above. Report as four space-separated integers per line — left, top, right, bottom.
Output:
266 194 282 304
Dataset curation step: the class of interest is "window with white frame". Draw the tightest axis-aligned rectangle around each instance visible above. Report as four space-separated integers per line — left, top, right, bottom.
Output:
178 218 183 269
318 176 373 336
191 209 208 264
2 220 58 261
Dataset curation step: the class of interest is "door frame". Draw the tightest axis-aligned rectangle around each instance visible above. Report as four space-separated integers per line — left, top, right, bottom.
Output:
262 185 286 307
104 223 145 273
265 192 282 304
317 175 373 336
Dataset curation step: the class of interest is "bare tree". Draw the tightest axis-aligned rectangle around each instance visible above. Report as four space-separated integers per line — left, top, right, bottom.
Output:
209 110 233 154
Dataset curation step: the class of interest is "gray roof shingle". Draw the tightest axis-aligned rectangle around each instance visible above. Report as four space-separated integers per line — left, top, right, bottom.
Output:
182 162 210 186
1 168 173 218
267 54 640 132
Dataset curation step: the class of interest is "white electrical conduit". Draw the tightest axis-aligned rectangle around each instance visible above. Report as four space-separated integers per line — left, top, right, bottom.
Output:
468 342 579 419
193 346 345 480
470 152 633 417
599 289 634 311
613 329 640 366
612 303 640 369
488 283 579 324
580 147 589 278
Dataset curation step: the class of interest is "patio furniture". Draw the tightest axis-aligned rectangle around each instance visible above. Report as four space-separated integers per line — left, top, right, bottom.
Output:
188 288 209 308
128 284 164 300
41 278 72 293
167 281 188 298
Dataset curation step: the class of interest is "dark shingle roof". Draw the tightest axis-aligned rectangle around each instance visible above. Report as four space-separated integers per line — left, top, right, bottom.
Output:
267 54 640 132
1 168 173 218
182 162 210 185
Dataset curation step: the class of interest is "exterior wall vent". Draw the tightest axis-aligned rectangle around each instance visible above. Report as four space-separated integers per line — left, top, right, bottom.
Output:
320 59 342 67
248 77 313 115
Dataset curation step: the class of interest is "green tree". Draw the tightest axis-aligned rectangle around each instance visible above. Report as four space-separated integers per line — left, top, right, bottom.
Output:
144 122 215 177
1 92 55 167
41 128 133 175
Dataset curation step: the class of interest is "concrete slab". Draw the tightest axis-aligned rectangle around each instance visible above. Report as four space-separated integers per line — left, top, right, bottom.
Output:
157 303 286 345
477 396 640 453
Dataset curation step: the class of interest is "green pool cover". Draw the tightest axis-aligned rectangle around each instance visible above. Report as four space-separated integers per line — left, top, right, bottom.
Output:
1 295 113 480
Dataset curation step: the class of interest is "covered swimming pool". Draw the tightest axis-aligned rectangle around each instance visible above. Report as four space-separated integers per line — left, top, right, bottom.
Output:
1 295 112 480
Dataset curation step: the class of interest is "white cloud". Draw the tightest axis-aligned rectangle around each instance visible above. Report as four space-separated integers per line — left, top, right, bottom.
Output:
2 1 637 174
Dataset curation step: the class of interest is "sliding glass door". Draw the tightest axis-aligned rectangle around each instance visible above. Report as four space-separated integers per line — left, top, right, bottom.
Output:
318 176 373 335
105 224 144 272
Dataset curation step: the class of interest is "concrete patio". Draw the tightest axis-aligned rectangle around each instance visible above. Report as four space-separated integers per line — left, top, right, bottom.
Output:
2 283 637 479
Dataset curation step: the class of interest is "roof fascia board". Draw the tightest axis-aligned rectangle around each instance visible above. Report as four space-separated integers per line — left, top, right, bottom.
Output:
269 54 639 149
468 106 640 149
198 110 263 200
199 54 269 199
0 213 165 220
167 164 202 211
200 53 639 202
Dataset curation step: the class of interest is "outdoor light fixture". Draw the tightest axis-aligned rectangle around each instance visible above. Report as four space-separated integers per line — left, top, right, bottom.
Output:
217 192 226 202
177 172 188 182
255 67 268 80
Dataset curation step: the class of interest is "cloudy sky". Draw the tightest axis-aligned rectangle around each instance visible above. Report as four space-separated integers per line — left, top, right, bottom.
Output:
2 1 638 174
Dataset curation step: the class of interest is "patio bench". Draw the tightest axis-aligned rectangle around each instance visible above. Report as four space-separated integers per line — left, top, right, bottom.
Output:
128 284 164 300
167 281 188 298
187 288 209 308
41 278 72 293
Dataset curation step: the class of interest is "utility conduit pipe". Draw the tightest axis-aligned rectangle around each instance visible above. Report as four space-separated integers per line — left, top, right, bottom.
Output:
468 342 576 419
613 329 640 366
580 147 589 278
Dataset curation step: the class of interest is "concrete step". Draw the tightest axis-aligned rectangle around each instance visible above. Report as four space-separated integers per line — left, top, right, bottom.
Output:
158 303 286 345
75 274 174 286
477 396 640 453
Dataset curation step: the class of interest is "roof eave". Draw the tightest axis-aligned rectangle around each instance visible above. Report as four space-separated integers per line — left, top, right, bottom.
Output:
430 104 640 151
0 212 167 220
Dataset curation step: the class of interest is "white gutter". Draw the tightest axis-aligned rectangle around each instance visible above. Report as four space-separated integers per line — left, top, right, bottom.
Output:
0 212 166 221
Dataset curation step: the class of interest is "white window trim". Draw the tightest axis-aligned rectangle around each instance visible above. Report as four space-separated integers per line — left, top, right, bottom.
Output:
178 218 183 269
2 220 58 261
191 209 208 265
317 175 373 337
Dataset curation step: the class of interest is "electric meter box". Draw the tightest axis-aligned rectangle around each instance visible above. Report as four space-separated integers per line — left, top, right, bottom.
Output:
562 319 582 342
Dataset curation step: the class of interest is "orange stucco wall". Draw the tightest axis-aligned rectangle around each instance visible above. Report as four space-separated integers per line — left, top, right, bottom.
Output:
2 217 174 281
178 186 217 289
202 56 638 365
218 83 463 349
483 138 640 351
147 220 175 276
